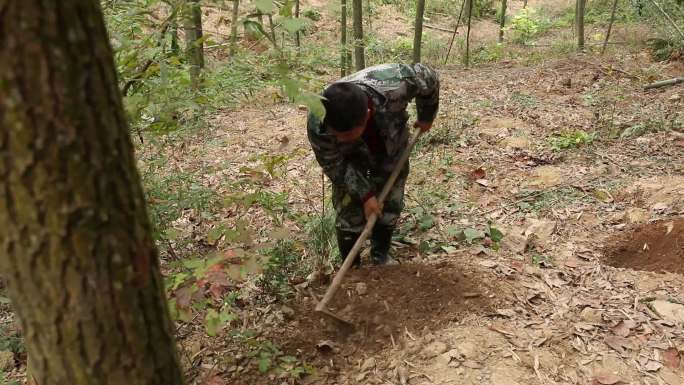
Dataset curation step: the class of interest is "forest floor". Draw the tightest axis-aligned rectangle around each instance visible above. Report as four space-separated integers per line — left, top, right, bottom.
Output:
2 1 683 385
151 1 684 384
170 51 684 384
164 5 684 381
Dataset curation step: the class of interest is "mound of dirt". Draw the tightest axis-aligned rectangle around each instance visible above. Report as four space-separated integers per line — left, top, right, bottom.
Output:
276 263 492 367
604 219 684 274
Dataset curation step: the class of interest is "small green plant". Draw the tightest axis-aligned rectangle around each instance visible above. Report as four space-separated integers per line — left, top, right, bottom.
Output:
0 370 20 385
257 241 305 301
303 208 339 274
302 8 322 21
235 332 313 378
646 38 683 61
509 91 538 108
0 324 24 355
508 8 541 44
472 43 505 63
366 35 413 63
550 130 597 150
531 253 553 266
619 115 681 138
141 164 221 241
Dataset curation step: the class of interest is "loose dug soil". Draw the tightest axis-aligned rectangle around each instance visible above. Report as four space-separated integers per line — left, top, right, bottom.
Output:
604 219 684 274
275 262 493 369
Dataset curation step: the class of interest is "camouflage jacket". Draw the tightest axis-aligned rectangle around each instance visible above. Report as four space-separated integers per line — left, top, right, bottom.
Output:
307 63 440 200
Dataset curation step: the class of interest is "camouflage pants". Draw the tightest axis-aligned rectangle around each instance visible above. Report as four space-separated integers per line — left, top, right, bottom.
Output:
331 161 409 234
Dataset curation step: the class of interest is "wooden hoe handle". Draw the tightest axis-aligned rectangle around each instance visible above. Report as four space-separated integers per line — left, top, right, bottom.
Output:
315 129 423 314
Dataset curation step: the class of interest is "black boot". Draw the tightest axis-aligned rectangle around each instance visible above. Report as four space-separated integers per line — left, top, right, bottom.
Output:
336 229 362 267
371 224 397 265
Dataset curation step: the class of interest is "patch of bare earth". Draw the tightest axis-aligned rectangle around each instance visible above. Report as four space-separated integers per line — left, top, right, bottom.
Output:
604 219 684 274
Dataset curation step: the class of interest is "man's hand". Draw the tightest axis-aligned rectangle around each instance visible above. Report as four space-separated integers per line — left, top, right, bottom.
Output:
363 196 383 220
414 121 433 133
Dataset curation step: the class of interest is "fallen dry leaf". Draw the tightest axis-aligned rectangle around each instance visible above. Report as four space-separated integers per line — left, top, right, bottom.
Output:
643 360 662 372
469 167 486 181
612 320 637 338
665 221 674 235
663 347 681 369
398 366 409 385
594 372 623 384
316 340 335 354
203 375 227 385
543 271 568 288
496 308 516 318
476 178 491 187
462 360 483 369
479 260 498 268
604 335 635 355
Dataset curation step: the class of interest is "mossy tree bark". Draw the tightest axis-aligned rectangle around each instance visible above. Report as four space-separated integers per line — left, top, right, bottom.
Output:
0 1 185 385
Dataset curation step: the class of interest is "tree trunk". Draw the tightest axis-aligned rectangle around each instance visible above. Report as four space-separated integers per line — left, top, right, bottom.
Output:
268 14 277 47
341 0 349 76
0 2 184 385
170 16 181 55
445 0 466 64
295 0 301 48
524 0 528 8
499 0 508 43
413 0 426 64
352 0 365 71
366 0 372 32
465 0 473 66
230 0 240 55
601 0 619 54
576 0 586 51
184 0 204 89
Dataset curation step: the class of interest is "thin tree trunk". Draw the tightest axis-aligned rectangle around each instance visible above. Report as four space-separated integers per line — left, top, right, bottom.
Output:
341 0 349 76
602 0 619 54
295 0 301 47
170 16 180 55
184 0 204 89
445 0 466 64
413 0 426 63
576 0 586 51
0 2 184 385
366 0 372 32
573 0 578 36
230 0 240 55
352 0 365 70
465 0 473 66
499 0 508 43
524 0 528 8
268 14 277 47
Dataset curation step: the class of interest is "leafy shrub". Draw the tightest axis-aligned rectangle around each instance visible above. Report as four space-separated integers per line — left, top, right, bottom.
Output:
508 8 542 44
258 241 305 300
646 37 684 61
302 8 322 21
